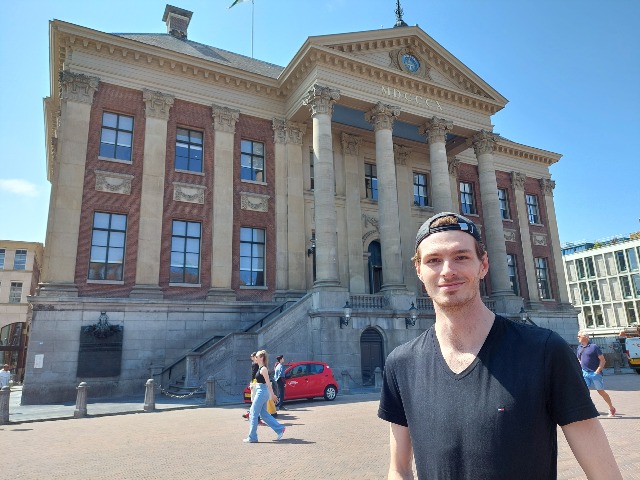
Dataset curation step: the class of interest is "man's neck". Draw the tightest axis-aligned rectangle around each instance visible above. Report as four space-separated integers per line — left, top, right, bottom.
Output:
433 300 495 353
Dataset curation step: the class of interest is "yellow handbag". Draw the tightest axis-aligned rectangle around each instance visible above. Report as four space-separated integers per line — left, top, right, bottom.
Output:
266 398 277 415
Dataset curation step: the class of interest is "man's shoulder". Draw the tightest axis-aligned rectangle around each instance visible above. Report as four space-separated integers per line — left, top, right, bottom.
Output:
387 327 433 364
494 315 559 347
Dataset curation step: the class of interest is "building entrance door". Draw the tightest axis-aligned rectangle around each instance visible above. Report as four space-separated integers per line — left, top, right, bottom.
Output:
360 328 383 386
368 241 382 294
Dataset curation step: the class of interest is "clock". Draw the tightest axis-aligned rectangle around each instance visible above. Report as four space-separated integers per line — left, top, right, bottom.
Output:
402 53 421 73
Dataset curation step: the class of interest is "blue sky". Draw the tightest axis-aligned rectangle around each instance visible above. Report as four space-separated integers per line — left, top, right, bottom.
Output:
1 0 638 244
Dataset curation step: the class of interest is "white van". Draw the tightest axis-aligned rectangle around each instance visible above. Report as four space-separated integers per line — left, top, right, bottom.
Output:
620 327 640 374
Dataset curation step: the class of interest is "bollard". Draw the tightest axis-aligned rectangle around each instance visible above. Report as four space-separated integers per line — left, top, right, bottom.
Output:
74 382 89 418
143 379 155 412
373 367 383 392
341 370 350 395
205 376 215 407
0 386 10 425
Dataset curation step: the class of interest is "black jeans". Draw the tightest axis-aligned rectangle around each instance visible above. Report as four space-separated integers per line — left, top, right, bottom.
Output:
276 378 285 408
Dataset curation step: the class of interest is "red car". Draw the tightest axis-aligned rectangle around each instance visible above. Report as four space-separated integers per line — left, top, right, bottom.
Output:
243 361 338 403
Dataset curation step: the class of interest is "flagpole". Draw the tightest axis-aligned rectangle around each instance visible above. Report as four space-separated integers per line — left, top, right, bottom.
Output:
251 0 255 58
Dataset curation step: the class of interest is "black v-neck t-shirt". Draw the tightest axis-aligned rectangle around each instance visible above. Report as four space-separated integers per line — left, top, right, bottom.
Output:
378 315 597 479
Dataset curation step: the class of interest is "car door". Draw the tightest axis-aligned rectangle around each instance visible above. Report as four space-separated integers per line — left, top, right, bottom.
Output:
284 364 309 399
306 363 325 397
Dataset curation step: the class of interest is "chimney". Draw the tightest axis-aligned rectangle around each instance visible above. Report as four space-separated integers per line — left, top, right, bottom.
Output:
162 5 193 40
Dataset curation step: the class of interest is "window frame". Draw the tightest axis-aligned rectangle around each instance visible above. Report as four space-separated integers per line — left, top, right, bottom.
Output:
365 163 378 200
526 194 540 224
535 257 552 300
240 139 266 182
88 212 127 282
99 112 134 162
239 227 266 287
460 181 477 215
175 127 204 173
9 282 22 304
13 249 27 270
413 172 430 207
170 220 202 285
0 249 5 269
506 254 519 296
498 188 510 220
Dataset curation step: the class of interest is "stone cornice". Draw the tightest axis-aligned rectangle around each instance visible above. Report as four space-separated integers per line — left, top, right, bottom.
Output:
364 102 400 131
496 140 562 166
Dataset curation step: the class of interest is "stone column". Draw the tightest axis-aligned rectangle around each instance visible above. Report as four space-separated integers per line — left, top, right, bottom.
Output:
207 104 239 301
394 144 416 293
342 133 365 293
365 102 406 292
303 85 341 288
419 117 454 213
512 172 541 308
130 89 174 299
273 119 307 296
540 178 571 304
472 131 517 305
39 71 99 297
448 157 461 212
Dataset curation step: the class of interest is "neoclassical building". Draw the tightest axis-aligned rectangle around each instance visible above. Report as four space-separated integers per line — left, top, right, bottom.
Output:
24 5 577 403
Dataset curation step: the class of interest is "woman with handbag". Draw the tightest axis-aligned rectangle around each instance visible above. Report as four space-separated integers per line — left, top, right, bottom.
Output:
243 350 286 443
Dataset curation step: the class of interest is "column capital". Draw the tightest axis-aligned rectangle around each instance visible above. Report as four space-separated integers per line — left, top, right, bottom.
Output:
303 84 340 117
143 89 174 120
471 130 498 156
60 71 99 104
447 156 460 176
365 102 401 131
211 103 240 133
418 116 452 144
511 171 527 191
341 132 361 156
272 118 307 145
539 178 555 196
393 144 411 165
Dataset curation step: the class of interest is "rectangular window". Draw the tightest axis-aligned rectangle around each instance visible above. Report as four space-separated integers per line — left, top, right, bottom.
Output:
579 282 590 303
0 249 4 269
615 250 627 273
241 140 265 182
627 248 639 272
99 112 134 161
498 188 510 220
585 257 596 277
460 182 476 215
309 149 314 190
535 257 552 299
365 163 378 200
240 227 265 286
170 220 201 284
9 282 22 303
621 276 632 298
507 254 519 296
626 301 638 324
593 305 604 326
88 212 127 281
576 259 585 279
413 172 429 207
589 280 600 302
632 274 640 297
526 194 540 224
583 306 594 327
175 128 203 173
13 249 27 270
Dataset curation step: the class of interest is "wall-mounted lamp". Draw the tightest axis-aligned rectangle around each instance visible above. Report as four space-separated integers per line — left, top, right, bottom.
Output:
307 232 316 257
519 306 529 324
340 301 352 329
405 302 419 328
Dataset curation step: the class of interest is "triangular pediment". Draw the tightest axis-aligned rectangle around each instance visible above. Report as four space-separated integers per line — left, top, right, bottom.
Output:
306 26 506 106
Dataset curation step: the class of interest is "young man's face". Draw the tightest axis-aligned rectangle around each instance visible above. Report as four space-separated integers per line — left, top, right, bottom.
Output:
415 230 488 309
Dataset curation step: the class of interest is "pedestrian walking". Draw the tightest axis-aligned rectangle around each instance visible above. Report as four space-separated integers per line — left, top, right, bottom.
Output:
274 355 287 410
243 350 286 443
577 330 617 417
378 212 621 479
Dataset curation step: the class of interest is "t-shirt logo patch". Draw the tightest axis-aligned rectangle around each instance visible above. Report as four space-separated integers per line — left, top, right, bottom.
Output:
497 407 505 412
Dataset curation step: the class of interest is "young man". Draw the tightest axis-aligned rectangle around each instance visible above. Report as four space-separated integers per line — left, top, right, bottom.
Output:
274 355 287 410
378 212 621 479
0 364 11 388
577 330 617 416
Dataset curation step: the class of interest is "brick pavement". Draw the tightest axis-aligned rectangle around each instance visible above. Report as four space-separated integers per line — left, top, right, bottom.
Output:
2 373 639 479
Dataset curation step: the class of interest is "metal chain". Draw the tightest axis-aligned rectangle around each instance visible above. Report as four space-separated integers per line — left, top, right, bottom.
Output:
158 384 204 399
344 371 374 388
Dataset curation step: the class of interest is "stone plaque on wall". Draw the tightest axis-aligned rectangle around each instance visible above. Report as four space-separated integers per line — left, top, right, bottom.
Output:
77 313 123 378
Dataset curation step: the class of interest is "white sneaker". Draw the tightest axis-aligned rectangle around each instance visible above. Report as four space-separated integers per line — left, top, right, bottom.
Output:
243 438 257 443
276 427 286 441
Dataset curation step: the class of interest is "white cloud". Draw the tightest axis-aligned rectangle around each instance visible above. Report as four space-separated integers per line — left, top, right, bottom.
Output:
0 179 38 197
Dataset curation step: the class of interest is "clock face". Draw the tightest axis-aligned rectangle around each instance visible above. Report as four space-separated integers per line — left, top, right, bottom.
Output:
402 54 420 73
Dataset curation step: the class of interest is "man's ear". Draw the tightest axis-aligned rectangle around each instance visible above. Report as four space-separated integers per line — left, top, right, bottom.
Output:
479 252 489 278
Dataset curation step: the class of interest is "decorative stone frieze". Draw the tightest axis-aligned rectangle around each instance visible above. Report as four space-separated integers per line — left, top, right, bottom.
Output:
302 84 340 117
362 214 379 229
532 233 548 246
448 157 460 176
341 133 361 156
173 182 205 204
272 119 307 145
60 71 99 104
365 102 400 131
240 192 269 212
143 89 174 120
418 116 452 144
511 171 527 191
471 130 498 156
504 229 517 242
95 170 134 195
539 178 555 196
211 104 240 133
393 144 411 165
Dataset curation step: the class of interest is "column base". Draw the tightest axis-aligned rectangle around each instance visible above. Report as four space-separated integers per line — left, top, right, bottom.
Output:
129 284 164 299
206 288 237 302
489 292 522 316
36 282 79 297
313 279 341 288
380 283 409 295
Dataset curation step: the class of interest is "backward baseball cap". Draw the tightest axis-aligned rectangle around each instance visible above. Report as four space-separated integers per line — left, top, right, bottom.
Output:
415 212 481 252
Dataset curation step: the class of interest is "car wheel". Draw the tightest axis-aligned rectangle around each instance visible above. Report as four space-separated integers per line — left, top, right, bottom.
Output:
635 369 640 375
324 385 337 401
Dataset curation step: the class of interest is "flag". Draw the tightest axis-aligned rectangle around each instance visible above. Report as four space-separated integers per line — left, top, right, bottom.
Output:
228 0 251 8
